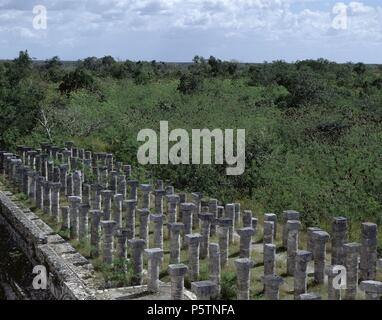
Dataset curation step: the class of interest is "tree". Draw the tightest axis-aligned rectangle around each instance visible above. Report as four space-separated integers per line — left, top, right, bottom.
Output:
354 63 366 76
59 68 96 95
177 73 204 94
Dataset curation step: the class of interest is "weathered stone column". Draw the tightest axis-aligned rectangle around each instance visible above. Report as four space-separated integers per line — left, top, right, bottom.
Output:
264 213 277 239
78 204 90 241
263 221 274 248
151 214 164 249
36 176 44 209
154 189 166 214
101 220 117 265
307 227 321 258
27 171 36 200
129 239 146 285
191 281 218 300
82 184 91 205
145 248 164 292
331 217 348 265
168 223 184 264
115 229 128 271
138 208 150 244
252 217 258 231
294 250 312 299
113 193 123 228
286 220 301 276
68 196 81 239
344 242 361 300
123 199 137 239
66 173 73 196
117 175 126 198
108 170 118 194
282 210 300 247
166 194 179 238
325 265 342 300
140 184 152 209
263 244 276 276
218 218 233 267
49 182 61 221
312 230 330 284
199 212 213 259
181 203 195 246
242 210 253 228
191 193 202 230
101 190 113 220
235 258 252 300
90 210 102 258
61 206 70 231
237 227 255 259
234 203 241 226
217 206 224 219
262 275 284 300
42 180 51 215
127 180 138 201
90 184 102 210
209 243 221 298
98 166 108 188
72 170 82 197
169 264 188 300
225 204 235 244
360 281 382 300
360 222 378 281
209 199 218 236
185 234 201 281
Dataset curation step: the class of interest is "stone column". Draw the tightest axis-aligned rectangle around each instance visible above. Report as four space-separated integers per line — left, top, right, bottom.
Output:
27 171 36 200
312 230 330 284
98 166 108 188
49 182 61 221
282 210 300 247
209 199 218 236
199 212 213 259
325 265 342 300
218 218 233 267
360 281 382 300
237 227 255 259
66 173 73 196
154 189 166 215
145 248 164 292
185 234 202 281
113 194 123 228
72 170 82 197
191 281 218 300
262 275 284 300
42 180 51 215
101 190 113 220
124 200 137 240
129 239 146 285
166 195 179 238
264 213 277 239
169 264 188 300
90 210 102 258
252 217 258 231
68 196 81 239
235 258 252 300
181 203 195 246
234 203 241 227
217 206 224 219
168 223 184 264
344 242 361 300
61 206 70 231
331 217 348 265
286 220 301 276
191 193 202 230
138 208 150 243
209 243 221 298
108 171 118 194
225 204 235 244
294 250 312 299
307 227 321 259
101 220 117 265
151 214 164 249
263 221 274 248
242 210 253 228
264 244 276 276
127 180 138 201
82 183 91 205
360 222 378 281
115 229 128 270
117 175 126 198
78 204 90 241
140 184 152 209
90 184 102 210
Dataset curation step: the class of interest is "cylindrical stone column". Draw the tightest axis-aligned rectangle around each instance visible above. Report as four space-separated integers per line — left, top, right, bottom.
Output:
262 275 284 300
264 213 277 239
124 199 137 240
138 208 150 244
101 220 117 265
331 217 348 265
168 223 184 264
199 212 213 259
169 264 188 300
101 190 113 220
145 248 164 292
325 265 342 300
181 203 195 246
68 196 81 239
129 239 146 285
242 210 253 228
218 218 233 268
282 210 300 247
360 222 378 281
78 204 90 241
307 227 321 259
151 214 164 249
237 227 255 259
113 194 123 228
344 242 361 300
185 233 202 281
225 204 235 244
286 220 301 276
235 258 252 300
209 243 221 298
154 189 166 215
294 250 312 299
90 210 102 258
312 230 330 284
263 244 276 276
140 184 152 209
49 182 61 221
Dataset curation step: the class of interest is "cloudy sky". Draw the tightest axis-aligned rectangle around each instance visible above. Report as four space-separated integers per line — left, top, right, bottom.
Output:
0 0 381 62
